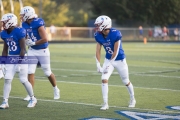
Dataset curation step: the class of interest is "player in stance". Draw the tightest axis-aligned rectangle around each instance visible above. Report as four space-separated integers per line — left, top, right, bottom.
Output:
20 6 60 101
0 13 37 109
94 15 136 110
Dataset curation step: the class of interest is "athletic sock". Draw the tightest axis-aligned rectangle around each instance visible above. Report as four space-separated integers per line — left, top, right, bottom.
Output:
101 83 108 104
3 79 12 100
126 82 135 100
23 81 34 97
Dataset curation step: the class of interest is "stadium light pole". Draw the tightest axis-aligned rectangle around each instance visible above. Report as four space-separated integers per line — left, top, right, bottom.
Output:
39 0 42 18
19 0 23 27
10 0 14 13
19 0 23 10
0 0 4 18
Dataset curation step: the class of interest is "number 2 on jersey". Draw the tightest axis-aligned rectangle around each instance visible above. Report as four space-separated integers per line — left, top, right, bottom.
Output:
106 47 113 54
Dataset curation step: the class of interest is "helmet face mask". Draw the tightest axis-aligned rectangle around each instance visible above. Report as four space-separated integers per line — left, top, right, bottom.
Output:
1 13 17 30
94 15 112 32
20 6 37 22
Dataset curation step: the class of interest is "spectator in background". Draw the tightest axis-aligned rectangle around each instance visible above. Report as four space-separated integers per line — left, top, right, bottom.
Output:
139 26 143 39
50 24 56 39
174 28 179 41
154 26 162 38
162 26 169 41
148 28 153 40
62 26 70 40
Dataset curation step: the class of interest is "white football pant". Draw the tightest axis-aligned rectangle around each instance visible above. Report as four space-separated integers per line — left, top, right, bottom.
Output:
101 58 130 85
27 47 52 77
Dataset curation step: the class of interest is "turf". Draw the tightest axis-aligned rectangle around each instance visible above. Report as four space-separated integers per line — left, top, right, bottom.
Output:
0 42 180 120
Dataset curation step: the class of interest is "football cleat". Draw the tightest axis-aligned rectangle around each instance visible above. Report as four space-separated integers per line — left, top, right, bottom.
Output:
128 99 136 108
0 101 9 109
27 97 37 108
24 95 30 101
54 88 60 100
100 103 109 110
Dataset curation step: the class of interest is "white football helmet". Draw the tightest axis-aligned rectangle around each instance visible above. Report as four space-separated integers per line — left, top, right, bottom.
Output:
1 13 17 30
94 15 112 32
20 6 37 22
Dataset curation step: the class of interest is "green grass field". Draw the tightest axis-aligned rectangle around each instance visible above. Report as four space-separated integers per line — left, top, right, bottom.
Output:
0 42 180 120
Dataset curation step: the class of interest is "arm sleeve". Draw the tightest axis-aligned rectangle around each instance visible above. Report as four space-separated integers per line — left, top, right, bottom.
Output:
17 28 26 40
114 31 122 42
94 32 102 45
36 19 45 28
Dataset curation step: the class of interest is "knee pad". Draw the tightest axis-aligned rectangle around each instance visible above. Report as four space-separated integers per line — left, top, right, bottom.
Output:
20 78 28 84
28 65 36 74
19 75 28 83
42 67 52 77
122 78 130 85
5 79 12 84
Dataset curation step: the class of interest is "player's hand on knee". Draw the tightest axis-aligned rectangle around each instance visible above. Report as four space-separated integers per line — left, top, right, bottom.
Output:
0 64 5 78
103 62 111 74
103 66 109 74
26 39 35 46
0 64 6 74
96 63 103 73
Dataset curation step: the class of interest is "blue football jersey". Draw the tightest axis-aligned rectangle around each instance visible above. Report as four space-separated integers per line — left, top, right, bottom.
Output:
94 28 125 60
22 18 48 49
1 27 26 55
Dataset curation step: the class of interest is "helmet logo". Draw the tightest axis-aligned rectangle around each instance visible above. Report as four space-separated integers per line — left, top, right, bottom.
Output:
7 15 13 19
101 17 104 21
24 9 29 13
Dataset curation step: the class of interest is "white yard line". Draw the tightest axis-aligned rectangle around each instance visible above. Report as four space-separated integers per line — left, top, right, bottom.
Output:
31 79 180 92
42 68 180 79
51 61 180 69
1 96 180 114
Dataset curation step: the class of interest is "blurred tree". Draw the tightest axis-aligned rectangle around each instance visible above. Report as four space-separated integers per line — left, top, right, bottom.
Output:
1 0 180 27
0 0 92 27
90 0 180 26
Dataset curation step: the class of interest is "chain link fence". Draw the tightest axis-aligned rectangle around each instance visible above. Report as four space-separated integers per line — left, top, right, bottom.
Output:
46 27 180 41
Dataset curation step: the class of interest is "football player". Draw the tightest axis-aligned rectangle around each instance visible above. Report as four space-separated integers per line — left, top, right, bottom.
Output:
0 13 37 109
20 6 60 101
94 15 136 110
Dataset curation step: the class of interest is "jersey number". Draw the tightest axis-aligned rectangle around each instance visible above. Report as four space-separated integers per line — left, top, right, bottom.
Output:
7 41 17 51
106 47 113 54
27 33 37 42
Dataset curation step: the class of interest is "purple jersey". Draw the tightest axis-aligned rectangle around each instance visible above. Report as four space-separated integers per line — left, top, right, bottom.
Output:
94 28 125 60
22 18 48 50
1 27 26 55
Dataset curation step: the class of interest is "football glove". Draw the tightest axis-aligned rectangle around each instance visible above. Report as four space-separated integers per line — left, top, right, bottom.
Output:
0 64 6 77
0 66 4 79
26 39 35 46
103 62 111 74
0 69 4 79
96 62 103 73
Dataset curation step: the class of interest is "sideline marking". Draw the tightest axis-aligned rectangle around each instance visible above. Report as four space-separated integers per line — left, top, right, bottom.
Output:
29 78 180 92
1 96 180 114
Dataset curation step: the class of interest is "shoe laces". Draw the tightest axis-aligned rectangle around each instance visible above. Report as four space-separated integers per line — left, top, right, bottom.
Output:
54 89 59 94
101 103 108 106
29 99 33 104
2 101 7 104
129 99 135 104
